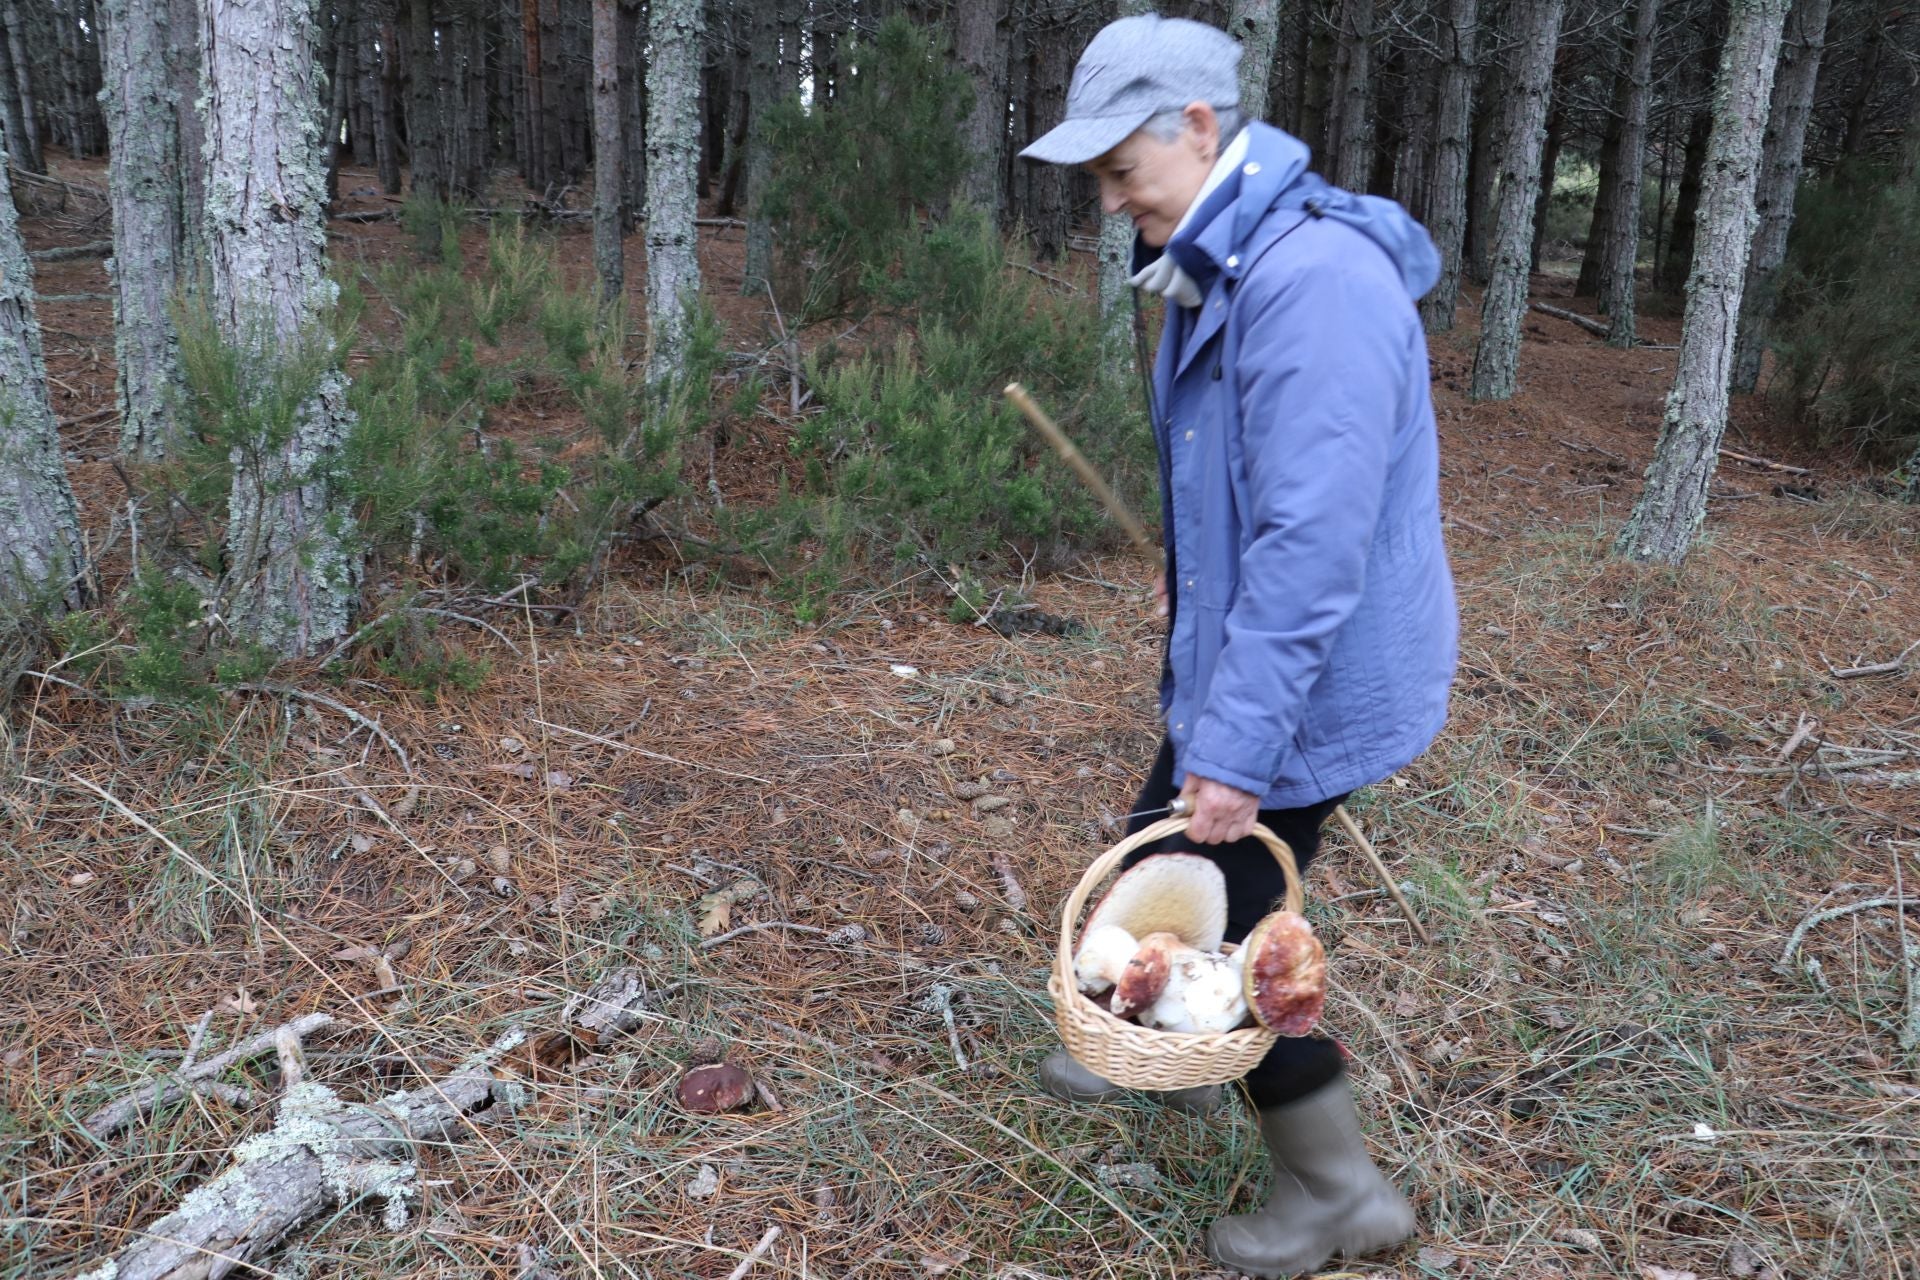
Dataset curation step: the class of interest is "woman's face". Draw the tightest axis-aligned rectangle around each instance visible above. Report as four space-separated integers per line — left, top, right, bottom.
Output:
1087 102 1221 248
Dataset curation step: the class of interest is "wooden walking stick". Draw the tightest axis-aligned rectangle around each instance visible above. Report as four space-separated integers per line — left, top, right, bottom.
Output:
1002 382 1436 947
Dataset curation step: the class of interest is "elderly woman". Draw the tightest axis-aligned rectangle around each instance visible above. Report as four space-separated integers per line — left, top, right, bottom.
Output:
1020 14 1458 1278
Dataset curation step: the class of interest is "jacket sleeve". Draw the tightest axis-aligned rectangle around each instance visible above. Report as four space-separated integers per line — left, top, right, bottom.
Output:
1182 249 1408 796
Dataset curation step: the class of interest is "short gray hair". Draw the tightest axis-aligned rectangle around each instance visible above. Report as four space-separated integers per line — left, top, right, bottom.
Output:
1141 105 1246 148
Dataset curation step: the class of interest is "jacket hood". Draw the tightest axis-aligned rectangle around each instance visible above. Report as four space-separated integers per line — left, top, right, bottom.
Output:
1140 122 1440 301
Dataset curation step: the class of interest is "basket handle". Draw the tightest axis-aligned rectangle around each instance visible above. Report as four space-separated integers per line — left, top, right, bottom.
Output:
1053 816 1302 988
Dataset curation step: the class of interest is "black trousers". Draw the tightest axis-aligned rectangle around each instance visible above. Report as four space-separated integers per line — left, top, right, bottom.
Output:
1122 739 1347 1109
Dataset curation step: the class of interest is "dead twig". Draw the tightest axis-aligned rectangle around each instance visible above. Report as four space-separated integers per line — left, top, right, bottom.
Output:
1529 300 1609 338
723 1226 782 1280
1827 640 1920 680
1777 897 1917 975
699 920 829 949
79 1012 337 1140
1719 447 1812 476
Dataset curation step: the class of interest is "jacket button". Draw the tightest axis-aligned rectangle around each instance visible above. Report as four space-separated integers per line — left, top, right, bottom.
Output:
1226 255 1239 268
1243 162 1261 176
1185 579 1195 589
1184 430 1194 441
1175 723 1185 732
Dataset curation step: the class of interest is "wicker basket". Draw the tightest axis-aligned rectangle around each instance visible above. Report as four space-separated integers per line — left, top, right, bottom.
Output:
1048 814 1304 1090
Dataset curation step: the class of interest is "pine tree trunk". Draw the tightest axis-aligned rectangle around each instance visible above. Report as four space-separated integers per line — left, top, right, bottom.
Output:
1463 54 1503 285
619 0 645 227
0 1 41 173
373 7 403 195
1030 27 1073 262
1529 101 1566 271
169 0 205 273
0 142 84 614
1099 0 1156 377
1420 0 1477 332
324 2 354 204
1839 7 1883 159
592 0 623 303
1330 0 1374 190
205 0 361 656
1730 0 1831 390
742 0 781 291
1391 53 1434 215
1604 0 1663 347
1300 0 1334 161
1468 0 1565 402
1231 0 1284 122
520 0 545 189
407 0 447 198
1575 90 1623 300
954 0 1010 218
100 0 187 462
1617 0 1791 564
644 0 703 387
1660 106 1711 291
0 20 29 177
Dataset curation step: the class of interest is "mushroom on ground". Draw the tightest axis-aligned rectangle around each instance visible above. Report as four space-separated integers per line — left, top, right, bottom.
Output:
1241 911 1327 1036
1110 931 1179 1018
1082 855 1228 954
1073 924 1140 997
677 1062 754 1114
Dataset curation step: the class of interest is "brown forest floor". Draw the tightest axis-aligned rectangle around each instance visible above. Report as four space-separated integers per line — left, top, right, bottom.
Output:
4 159 1919 1280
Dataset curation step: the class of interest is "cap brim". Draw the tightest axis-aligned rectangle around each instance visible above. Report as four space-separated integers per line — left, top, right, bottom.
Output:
1018 112 1149 164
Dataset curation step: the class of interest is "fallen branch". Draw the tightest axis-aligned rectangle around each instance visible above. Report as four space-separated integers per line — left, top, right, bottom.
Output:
1777 897 1916 975
230 683 419 817
1828 640 1920 680
80 1012 336 1140
699 920 829 949
31 239 113 261
1529 300 1609 338
724 1226 782 1280
36 292 112 303
78 1029 527 1280
1719 447 1812 476
81 968 660 1280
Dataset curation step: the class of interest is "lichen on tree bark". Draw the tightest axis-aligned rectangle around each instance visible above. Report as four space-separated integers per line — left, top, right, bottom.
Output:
1618 0 1793 564
644 0 704 387
203 0 361 656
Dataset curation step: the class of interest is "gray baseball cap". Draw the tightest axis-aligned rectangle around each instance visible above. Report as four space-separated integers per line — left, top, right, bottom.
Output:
1020 15 1243 165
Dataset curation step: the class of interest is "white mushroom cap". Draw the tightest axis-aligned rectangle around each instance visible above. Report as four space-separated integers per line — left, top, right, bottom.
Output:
1142 947 1247 1034
1082 855 1228 953
1241 911 1327 1035
1073 924 1139 996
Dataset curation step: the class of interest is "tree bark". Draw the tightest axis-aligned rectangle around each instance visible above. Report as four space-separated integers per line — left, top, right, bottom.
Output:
406 0 448 198
1839 6 1884 159
1660 105 1712 291
1097 0 1155 376
1030 25 1074 261
1421 0 1478 332
1463 52 1503 285
205 0 361 657
619 0 645 228
0 138 84 615
324 1 355 204
592 0 623 303
742 0 785 291
99 0 188 461
1617 0 1792 564
1529 100 1566 271
1469 0 1565 401
1575 70 1625 301
1330 0 1375 190
521 0 545 189
0 0 41 173
1603 0 1664 347
1730 0 1832 389
644 0 703 387
1231 0 1285 122
955 0 1010 218
373 6 403 195
168 0 205 274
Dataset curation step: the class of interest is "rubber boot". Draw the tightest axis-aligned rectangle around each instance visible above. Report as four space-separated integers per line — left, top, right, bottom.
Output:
1037 1052 1222 1115
1206 1078 1415 1277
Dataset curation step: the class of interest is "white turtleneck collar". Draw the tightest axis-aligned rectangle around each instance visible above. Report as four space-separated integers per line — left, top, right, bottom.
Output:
1128 128 1250 309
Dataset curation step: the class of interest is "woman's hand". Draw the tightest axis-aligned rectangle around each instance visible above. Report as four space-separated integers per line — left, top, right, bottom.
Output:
1177 774 1259 844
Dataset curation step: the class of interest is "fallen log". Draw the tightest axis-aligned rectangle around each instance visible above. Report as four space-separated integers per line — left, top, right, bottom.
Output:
77 968 657 1280
1528 300 1610 338
31 239 113 262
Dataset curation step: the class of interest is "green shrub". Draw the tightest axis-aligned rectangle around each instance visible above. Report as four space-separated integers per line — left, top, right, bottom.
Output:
1769 160 1920 462
757 17 973 321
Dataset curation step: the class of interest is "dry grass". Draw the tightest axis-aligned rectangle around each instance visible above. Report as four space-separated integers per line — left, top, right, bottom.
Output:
4 169 1920 1280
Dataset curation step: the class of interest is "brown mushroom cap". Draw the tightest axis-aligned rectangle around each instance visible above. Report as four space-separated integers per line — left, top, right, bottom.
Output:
1083 855 1228 953
677 1061 755 1114
1241 912 1327 1036
1109 931 1180 1018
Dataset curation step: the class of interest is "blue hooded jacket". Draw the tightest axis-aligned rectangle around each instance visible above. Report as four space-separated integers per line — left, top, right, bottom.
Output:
1141 122 1458 807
